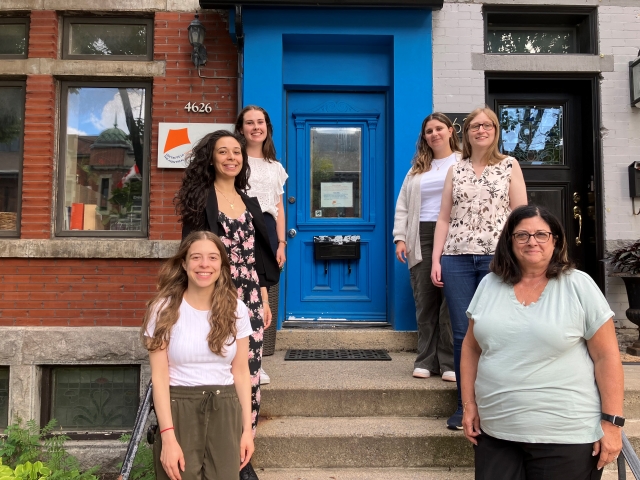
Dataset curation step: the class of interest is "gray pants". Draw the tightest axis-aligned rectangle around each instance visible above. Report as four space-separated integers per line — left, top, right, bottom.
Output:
410 222 454 373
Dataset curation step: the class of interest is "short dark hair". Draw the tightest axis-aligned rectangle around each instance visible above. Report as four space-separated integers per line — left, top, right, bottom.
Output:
490 205 573 284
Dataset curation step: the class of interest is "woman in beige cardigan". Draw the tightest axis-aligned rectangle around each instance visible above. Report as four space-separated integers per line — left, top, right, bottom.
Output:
393 112 461 380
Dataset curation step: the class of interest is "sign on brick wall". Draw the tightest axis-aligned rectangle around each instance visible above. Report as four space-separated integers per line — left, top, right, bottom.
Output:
157 123 234 169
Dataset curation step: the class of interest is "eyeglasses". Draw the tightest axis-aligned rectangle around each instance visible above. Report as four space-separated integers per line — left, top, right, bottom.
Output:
469 122 495 132
512 231 554 244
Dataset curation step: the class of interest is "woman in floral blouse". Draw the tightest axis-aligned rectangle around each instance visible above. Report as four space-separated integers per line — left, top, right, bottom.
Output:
430 107 527 430
176 130 279 480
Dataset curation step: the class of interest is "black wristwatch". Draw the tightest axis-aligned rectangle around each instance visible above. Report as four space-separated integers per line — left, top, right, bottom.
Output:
601 413 625 427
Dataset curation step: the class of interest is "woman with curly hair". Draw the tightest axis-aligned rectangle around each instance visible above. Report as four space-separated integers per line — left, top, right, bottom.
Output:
141 231 254 480
175 130 278 480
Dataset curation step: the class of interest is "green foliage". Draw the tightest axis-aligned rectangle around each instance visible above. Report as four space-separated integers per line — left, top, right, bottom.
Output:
117 435 153 480
0 420 98 480
608 241 640 275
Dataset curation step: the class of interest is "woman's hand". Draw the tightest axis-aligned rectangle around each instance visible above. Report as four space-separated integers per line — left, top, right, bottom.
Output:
263 301 272 329
593 422 622 470
276 244 286 268
462 401 481 445
395 241 407 264
239 430 255 470
160 433 185 480
431 261 443 287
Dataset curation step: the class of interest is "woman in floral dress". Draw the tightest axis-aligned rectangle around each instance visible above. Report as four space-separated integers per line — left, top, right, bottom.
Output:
176 130 279 480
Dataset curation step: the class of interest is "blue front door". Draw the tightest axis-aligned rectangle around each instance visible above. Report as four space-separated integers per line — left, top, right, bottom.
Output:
285 92 387 322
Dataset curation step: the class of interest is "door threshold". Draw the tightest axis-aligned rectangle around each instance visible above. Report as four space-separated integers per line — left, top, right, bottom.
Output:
282 321 392 329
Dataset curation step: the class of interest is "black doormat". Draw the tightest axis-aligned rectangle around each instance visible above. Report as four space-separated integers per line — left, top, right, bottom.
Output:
284 349 392 361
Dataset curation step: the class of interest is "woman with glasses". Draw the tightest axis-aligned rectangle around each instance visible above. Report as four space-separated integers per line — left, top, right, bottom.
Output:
431 107 527 430
460 205 623 479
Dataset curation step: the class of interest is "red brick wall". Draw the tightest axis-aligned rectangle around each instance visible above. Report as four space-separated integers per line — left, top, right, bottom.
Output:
0 259 162 326
150 12 238 241
28 11 58 59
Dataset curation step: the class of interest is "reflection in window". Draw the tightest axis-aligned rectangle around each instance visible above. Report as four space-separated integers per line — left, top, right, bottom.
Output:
0 85 24 235
310 127 362 219
50 366 139 431
487 28 576 54
0 367 8 429
499 106 564 165
62 86 146 233
67 22 149 58
0 21 27 57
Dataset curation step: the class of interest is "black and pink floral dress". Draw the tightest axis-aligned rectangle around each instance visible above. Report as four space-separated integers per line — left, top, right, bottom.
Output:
218 210 264 435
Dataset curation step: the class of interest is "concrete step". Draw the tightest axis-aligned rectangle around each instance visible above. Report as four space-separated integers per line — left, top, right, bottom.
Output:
253 417 472 469
257 468 475 479
260 352 457 417
273 329 417 352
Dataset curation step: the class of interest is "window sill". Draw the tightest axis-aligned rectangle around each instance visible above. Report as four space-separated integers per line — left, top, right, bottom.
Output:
471 53 614 73
0 59 165 77
0 239 180 258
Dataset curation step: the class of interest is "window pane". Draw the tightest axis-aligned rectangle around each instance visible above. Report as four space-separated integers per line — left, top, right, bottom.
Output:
68 23 148 57
632 62 640 104
310 127 362 219
0 368 8 429
63 86 146 232
0 86 24 233
0 23 27 56
487 28 576 54
51 366 139 431
498 105 564 166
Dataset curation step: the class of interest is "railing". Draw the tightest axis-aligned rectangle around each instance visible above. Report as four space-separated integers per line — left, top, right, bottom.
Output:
619 431 640 480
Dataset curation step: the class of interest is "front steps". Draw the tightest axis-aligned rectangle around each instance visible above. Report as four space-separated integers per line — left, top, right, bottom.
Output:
255 336 640 478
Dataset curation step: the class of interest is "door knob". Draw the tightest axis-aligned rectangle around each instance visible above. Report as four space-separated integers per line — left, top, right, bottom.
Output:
288 196 296 204
573 192 581 204
288 229 297 238
573 206 582 246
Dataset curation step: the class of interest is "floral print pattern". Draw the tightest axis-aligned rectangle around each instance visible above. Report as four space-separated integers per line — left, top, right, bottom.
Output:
443 157 514 256
218 210 263 436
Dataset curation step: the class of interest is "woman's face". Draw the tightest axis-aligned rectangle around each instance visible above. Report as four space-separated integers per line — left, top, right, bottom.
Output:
183 239 222 290
241 109 268 148
467 112 496 152
511 216 556 270
212 136 243 181
424 119 454 155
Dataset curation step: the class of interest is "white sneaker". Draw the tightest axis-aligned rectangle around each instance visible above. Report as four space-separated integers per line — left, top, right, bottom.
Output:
442 371 456 382
412 368 431 378
259 367 271 385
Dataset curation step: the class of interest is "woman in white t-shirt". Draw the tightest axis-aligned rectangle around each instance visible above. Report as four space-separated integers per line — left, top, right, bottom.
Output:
235 105 288 388
141 231 254 480
392 112 460 381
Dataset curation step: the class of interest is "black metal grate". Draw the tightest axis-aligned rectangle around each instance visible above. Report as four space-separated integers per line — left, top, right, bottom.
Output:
284 349 391 361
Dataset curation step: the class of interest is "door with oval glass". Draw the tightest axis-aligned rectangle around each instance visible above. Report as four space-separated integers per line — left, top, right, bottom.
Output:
284 92 387 323
488 78 601 283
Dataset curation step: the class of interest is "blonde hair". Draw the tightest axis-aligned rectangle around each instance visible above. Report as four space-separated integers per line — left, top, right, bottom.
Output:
410 112 461 175
141 231 239 356
462 107 507 166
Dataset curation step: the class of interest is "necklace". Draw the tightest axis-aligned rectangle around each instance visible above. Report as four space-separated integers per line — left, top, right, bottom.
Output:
432 159 445 170
518 276 547 306
215 186 238 210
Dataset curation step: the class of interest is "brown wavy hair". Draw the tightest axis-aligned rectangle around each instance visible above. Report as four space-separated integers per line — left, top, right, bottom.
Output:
462 107 507 166
410 112 460 175
490 205 573 285
235 105 277 162
175 130 250 230
141 231 239 355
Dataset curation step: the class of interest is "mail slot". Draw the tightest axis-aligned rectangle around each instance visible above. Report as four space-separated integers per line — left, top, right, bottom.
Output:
313 235 361 261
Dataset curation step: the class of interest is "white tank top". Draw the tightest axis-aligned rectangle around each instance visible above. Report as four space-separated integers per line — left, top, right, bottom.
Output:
419 152 457 222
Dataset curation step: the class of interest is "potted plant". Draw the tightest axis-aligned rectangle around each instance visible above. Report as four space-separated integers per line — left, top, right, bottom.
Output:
608 240 640 355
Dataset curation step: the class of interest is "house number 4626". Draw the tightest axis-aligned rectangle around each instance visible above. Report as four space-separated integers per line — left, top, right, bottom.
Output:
184 102 212 113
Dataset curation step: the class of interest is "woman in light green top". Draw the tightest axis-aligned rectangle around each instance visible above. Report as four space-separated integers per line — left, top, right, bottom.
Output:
461 205 623 479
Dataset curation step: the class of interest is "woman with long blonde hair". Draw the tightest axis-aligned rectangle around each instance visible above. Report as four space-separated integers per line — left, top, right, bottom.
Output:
431 106 527 430
141 231 254 480
393 112 460 381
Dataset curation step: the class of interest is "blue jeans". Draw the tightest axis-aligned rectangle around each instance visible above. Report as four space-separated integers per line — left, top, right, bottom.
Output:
441 254 493 411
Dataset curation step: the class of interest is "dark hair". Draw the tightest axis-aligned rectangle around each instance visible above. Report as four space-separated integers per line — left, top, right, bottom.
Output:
175 130 250 229
410 112 461 175
235 105 277 162
490 205 573 284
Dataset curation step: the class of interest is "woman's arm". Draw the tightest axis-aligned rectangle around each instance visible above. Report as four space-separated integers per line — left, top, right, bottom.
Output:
231 337 254 470
431 166 454 287
460 319 482 445
587 319 624 470
149 348 185 480
392 175 410 264
261 287 272 329
508 159 528 210
275 195 286 267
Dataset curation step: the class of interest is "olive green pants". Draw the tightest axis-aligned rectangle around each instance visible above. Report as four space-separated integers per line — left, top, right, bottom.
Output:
153 385 242 480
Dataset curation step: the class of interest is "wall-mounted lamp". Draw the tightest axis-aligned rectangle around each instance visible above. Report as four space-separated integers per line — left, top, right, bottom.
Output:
630 49 640 107
188 14 207 69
